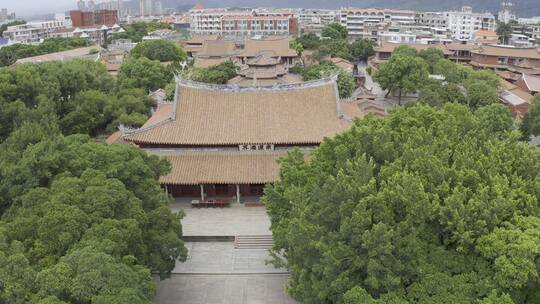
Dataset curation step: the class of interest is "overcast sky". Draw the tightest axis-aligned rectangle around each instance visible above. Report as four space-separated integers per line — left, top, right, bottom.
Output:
2 0 80 16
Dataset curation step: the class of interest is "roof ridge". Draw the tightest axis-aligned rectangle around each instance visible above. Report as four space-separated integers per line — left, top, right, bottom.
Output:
175 75 338 92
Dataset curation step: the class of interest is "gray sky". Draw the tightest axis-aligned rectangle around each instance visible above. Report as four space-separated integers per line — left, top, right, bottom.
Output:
2 0 80 16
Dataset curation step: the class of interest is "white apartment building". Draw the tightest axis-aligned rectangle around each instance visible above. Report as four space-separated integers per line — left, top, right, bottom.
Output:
297 9 337 35
416 7 495 42
3 20 67 44
445 6 495 41
339 8 416 39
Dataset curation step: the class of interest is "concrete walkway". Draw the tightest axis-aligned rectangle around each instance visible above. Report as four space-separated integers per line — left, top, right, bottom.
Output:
154 201 296 303
170 200 271 237
154 274 295 304
172 242 286 274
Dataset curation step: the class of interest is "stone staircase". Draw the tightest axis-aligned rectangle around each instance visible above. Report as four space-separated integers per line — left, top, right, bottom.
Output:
234 235 273 249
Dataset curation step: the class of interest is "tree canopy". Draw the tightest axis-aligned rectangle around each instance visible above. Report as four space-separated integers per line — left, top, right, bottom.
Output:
131 40 187 63
520 94 540 140
296 61 356 98
0 133 187 303
190 61 238 84
117 57 173 92
321 23 348 39
374 53 429 105
264 103 540 304
0 60 151 141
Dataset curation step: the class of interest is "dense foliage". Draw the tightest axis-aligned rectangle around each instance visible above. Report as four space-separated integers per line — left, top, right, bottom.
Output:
374 51 429 105
295 24 374 61
265 103 540 304
0 60 151 141
109 22 170 43
190 61 238 84
520 94 540 140
131 40 187 63
117 57 173 91
375 45 500 108
0 37 91 67
292 61 356 98
0 132 187 303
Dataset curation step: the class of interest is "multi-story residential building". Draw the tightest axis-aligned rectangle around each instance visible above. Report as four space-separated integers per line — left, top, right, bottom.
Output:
416 7 495 42
415 12 448 29
379 24 452 45
445 6 496 41
297 9 337 35
50 23 123 46
2 20 67 44
190 8 298 37
339 8 416 39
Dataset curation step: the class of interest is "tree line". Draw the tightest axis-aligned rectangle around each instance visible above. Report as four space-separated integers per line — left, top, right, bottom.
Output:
0 38 191 303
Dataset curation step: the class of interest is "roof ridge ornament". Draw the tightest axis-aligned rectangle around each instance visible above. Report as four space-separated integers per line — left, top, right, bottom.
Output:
174 74 338 92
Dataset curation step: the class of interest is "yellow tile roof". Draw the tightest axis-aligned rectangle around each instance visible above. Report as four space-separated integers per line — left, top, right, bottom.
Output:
160 151 287 185
123 78 349 145
471 45 540 59
239 38 298 58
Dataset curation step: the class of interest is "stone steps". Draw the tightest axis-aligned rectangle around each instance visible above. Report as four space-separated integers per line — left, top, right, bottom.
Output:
234 235 273 249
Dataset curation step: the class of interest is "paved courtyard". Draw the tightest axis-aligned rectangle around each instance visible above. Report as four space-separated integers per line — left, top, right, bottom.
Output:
154 274 295 304
170 200 271 236
155 202 295 303
172 242 286 274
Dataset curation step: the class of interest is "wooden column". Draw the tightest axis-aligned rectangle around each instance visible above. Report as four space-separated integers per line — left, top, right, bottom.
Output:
236 184 241 204
200 184 204 202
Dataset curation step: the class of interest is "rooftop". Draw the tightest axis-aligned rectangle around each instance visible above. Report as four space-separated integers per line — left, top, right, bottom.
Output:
160 151 286 185
471 45 540 60
239 38 298 58
14 46 100 65
522 73 540 92
122 77 349 146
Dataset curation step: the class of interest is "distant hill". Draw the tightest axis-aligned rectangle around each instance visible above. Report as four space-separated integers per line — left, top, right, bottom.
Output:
155 0 540 17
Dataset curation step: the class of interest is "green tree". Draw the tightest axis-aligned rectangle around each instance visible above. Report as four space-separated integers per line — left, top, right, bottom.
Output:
315 38 352 60
419 48 445 73
0 134 188 302
349 38 375 61
418 80 466 107
289 39 304 57
374 54 429 105
191 61 238 84
117 57 173 91
520 94 540 140
496 22 514 45
321 23 348 39
302 61 356 98
295 33 321 50
475 103 514 134
466 82 499 109
264 103 540 304
131 40 187 62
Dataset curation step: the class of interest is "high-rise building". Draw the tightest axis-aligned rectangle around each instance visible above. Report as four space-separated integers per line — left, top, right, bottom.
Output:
77 0 87 11
140 0 162 17
0 8 8 23
87 0 96 12
498 1 516 23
